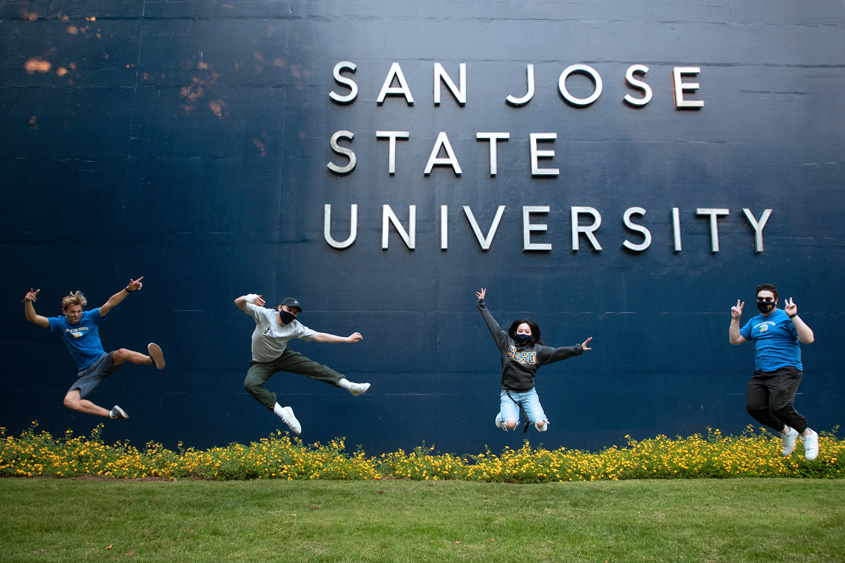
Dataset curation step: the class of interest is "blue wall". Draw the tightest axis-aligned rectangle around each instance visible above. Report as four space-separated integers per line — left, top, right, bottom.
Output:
2 1 843 455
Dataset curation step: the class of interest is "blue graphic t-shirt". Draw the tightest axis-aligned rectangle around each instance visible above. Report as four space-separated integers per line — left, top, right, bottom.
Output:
739 308 801 371
48 308 106 371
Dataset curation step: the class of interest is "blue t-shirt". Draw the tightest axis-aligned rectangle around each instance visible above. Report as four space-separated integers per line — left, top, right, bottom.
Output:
48 308 106 371
739 308 802 372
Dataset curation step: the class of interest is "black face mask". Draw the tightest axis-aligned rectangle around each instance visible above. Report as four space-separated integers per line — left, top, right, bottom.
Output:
280 310 297 325
757 301 776 314
513 333 532 346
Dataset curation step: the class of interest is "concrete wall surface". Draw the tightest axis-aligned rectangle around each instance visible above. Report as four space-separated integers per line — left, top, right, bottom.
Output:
2 0 843 454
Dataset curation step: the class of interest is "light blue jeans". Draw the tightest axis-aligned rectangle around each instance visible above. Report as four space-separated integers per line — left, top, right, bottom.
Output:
499 388 548 430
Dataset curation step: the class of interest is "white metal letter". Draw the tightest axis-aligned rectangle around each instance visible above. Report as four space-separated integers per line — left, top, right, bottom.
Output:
743 208 773 253
623 64 652 107
382 205 416 250
463 205 506 251
559 64 603 106
327 130 356 175
376 131 410 175
377 62 415 105
476 132 510 176
571 207 603 251
324 204 358 249
696 208 729 252
424 132 462 176
506 64 534 106
672 67 704 109
622 207 652 251
441 205 449 250
329 61 358 103
434 62 467 105
523 206 552 251
672 207 682 252
530 133 559 176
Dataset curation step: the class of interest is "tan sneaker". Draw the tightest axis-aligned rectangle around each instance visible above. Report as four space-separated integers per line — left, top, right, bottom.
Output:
148 343 165 370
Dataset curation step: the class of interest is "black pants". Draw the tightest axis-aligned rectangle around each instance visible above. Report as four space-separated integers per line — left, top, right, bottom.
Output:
745 366 808 434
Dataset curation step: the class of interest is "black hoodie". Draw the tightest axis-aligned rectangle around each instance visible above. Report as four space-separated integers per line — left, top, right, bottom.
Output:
477 298 582 391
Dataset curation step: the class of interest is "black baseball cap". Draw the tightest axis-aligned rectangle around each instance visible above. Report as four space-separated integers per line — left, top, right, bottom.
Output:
281 297 303 312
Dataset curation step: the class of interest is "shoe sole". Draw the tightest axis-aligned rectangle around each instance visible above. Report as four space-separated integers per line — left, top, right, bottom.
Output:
111 406 129 420
148 343 165 370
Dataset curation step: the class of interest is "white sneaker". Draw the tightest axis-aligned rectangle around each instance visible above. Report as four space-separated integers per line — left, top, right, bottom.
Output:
280 406 301 435
780 426 799 456
348 382 370 397
110 405 129 420
801 429 819 461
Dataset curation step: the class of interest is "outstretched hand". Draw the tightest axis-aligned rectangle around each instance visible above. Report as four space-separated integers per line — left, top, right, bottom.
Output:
784 297 798 317
347 332 363 343
24 288 40 303
475 288 486 300
731 299 744 320
127 276 144 292
581 336 593 351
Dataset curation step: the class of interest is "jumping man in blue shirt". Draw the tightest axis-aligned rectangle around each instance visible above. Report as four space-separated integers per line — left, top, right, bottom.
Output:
729 283 818 460
23 277 165 420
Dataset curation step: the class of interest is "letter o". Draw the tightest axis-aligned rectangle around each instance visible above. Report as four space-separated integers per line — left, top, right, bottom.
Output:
558 64 603 106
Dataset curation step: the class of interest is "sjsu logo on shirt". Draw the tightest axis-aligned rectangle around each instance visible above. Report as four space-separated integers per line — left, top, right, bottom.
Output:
754 321 776 334
65 327 89 339
508 346 537 365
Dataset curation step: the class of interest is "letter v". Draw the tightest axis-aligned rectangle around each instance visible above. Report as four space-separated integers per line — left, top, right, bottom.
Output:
463 206 506 250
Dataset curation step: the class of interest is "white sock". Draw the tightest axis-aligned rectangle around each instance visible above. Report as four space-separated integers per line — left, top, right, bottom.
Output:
273 403 287 419
337 378 352 390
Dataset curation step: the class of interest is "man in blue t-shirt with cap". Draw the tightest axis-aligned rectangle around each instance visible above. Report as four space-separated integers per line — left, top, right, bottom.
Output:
729 283 818 460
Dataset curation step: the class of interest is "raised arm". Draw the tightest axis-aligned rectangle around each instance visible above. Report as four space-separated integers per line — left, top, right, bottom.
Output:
476 288 508 348
784 297 814 344
23 288 49 328
235 293 265 311
312 331 363 343
729 299 747 345
99 277 144 317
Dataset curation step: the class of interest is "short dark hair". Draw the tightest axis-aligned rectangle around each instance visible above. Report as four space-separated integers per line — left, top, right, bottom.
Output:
508 319 543 346
756 283 778 301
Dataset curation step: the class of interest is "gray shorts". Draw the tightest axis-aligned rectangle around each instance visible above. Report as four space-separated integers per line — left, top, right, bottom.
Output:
67 352 122 399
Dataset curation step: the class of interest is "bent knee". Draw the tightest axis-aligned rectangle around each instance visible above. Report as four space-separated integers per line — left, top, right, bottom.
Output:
504 419 518 430
63 393 79 409
745 404 766 415
112 348 129 362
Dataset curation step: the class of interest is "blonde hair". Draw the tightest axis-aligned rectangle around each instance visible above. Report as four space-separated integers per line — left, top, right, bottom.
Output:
61 291 87 311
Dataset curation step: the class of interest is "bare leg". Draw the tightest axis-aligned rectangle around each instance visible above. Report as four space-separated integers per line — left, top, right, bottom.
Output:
112 348 153 366
63 389 110 417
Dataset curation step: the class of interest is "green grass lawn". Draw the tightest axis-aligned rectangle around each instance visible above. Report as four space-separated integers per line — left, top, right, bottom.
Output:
1 478 843 562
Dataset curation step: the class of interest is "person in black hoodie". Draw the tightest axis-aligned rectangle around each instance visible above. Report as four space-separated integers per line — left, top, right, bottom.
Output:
476 288 593 433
